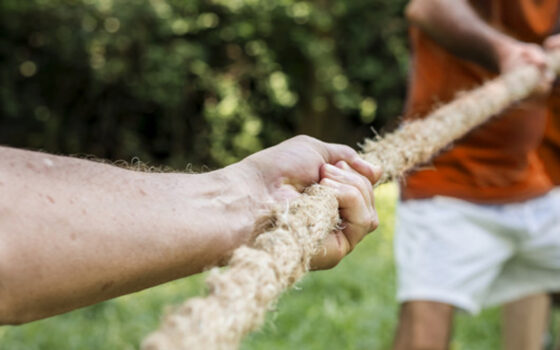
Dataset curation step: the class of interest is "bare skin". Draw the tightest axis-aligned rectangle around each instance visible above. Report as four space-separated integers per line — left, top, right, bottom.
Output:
0 135 381 324
545 32 560 53
394 302 454 350
502 294 550 350
395 1 557 349
406 0 554 89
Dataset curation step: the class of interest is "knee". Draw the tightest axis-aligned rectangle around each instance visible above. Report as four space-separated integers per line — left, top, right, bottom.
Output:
393 301 453 350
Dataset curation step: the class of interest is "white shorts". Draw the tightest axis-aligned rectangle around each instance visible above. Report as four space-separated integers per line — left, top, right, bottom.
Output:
395 189 560 314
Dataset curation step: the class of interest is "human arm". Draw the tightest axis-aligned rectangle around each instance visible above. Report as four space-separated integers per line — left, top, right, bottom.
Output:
405 0 552 82
0 135 380 324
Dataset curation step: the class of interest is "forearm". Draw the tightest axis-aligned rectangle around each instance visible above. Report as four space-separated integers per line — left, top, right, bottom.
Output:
406 0 515 71
0 147 261 324
552 16 560 35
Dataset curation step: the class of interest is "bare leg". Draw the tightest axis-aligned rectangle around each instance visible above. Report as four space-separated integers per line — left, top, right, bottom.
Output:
502 293 550 350
554 293 560 350
393 301 454 350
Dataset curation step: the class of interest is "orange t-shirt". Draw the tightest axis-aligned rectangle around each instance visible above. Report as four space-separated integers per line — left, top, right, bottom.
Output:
539 87 560 185
401 0 560 204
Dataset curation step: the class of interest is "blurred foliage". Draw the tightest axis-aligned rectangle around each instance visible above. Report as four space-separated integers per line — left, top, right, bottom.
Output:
0 0 408 168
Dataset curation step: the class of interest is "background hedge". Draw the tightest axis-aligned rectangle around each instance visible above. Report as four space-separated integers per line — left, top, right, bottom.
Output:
0 0 408 168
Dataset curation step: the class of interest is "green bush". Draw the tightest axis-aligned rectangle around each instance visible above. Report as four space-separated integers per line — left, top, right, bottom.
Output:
0 0 408 168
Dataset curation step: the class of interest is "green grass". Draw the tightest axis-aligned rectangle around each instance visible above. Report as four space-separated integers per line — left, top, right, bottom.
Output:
0 184 506 349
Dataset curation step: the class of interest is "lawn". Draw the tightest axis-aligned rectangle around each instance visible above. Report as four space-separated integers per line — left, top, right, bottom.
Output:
0 184 512 349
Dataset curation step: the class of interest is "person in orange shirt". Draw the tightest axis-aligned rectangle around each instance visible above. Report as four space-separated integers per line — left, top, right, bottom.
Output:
393 1 560 349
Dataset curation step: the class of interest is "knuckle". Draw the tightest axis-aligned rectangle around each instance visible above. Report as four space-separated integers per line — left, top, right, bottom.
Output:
369 214 379 231
294 134 315 143
346 186 362 203
360 174 373 190
347 171 364 187
359 209 378 232
335 160 348 170
341 145 357 157
337 239 348 258
328 257 342 269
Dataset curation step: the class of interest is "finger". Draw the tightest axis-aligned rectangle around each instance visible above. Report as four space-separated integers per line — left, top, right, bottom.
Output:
324 142 382 185
320 177 376 232
522 47 547 70
310 230 349 270
535 68 555 95
348 156 383 185
315 178 379 269
542 69 555 92
322 142 359 165
520 47 553 94
336 221 376 250
321 164 373 211
289 135 357 166
334 160 374 206
545 35 560 51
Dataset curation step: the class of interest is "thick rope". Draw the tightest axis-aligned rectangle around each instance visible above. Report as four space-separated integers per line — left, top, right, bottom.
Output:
142 51 560 350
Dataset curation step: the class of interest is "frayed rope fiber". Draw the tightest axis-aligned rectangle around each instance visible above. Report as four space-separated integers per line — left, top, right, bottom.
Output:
142 52 560 350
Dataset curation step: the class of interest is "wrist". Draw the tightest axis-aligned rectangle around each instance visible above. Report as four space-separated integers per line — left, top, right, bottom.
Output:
191 162 270 249
139 166 269 272
221 159 273 220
